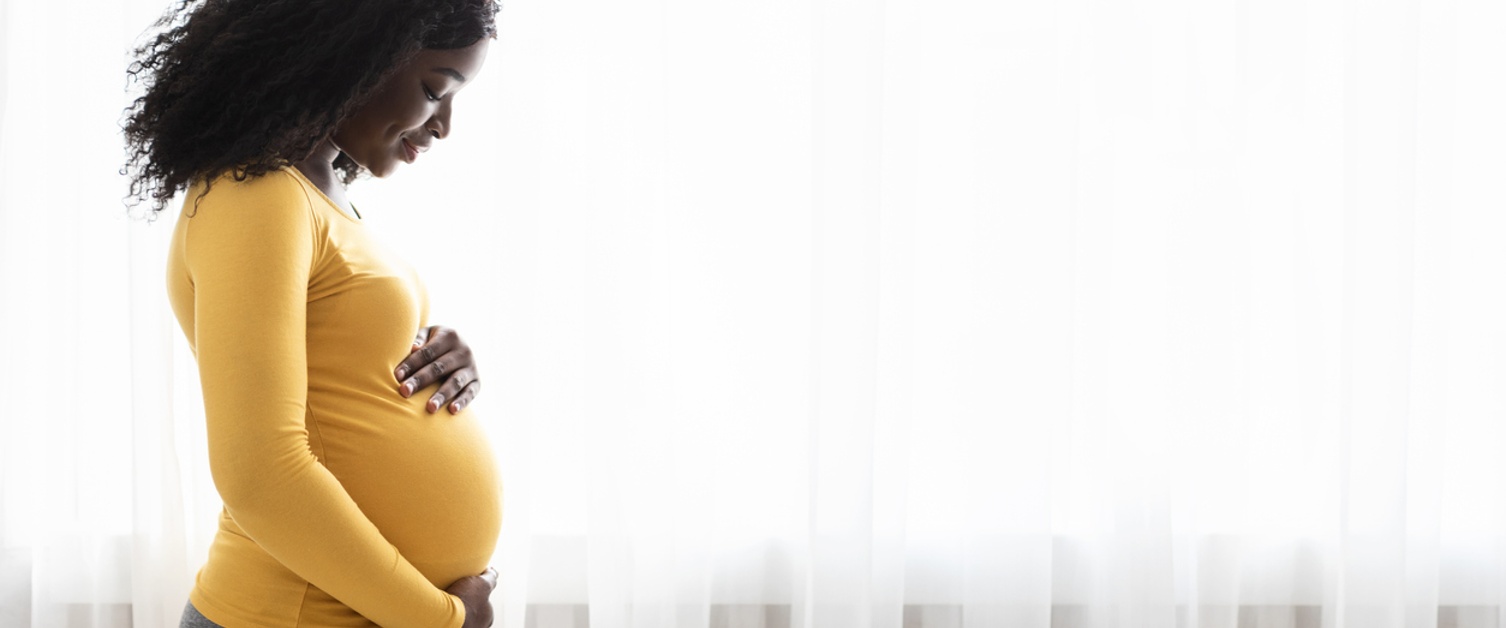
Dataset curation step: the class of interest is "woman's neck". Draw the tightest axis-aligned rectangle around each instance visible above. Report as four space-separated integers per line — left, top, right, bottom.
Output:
293 138 342 186
292 138 358 218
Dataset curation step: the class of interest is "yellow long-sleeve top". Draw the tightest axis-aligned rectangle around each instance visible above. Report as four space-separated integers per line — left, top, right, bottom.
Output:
165 165 501 627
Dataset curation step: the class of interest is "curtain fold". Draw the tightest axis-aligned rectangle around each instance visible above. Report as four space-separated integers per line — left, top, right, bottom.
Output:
2 0 1503 627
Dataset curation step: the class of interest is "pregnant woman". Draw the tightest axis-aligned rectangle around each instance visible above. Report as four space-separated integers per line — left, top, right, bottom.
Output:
120 1 503 626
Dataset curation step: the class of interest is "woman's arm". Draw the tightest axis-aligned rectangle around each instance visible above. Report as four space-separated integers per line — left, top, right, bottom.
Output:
184 170 464 628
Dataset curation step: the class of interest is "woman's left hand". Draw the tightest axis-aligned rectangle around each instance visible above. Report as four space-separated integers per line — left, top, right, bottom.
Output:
393 325 482 414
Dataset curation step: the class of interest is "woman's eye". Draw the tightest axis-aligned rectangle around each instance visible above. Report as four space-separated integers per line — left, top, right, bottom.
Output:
422 85 442 102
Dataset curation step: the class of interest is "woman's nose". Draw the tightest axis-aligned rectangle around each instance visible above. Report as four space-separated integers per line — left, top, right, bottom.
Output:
428 105 452 140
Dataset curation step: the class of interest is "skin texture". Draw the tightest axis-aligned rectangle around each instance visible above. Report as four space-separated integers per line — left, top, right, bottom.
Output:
447 567 499 628
293 38 490 213
401 326 484 415
333 38 490 177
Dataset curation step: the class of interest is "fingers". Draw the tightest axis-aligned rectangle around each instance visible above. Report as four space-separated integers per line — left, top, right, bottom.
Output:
412 326 434 351
401 352 461 399
445 379 481 414
393 326 484 413
428 368 481 413
395 328 446 383
394 326 463 390
444 569 499 628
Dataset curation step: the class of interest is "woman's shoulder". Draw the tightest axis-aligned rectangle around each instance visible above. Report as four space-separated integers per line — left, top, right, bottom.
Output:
183 164 315 220
175 164 327 261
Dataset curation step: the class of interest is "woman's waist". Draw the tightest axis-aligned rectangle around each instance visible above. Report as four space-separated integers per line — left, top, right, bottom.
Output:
208 518 497 585
197 516 496 626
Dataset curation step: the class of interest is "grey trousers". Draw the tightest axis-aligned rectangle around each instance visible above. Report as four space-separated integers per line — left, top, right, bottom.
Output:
180 601 224 628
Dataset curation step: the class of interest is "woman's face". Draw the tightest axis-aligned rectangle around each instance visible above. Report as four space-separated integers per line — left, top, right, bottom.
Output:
331 37 491 177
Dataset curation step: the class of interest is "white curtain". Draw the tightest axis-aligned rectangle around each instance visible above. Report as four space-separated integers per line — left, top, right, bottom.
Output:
2 0 1504 626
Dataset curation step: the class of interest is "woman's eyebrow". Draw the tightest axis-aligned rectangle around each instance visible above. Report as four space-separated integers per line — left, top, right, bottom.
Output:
431 67 467 82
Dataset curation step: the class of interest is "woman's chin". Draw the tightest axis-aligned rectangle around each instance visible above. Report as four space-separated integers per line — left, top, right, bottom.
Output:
365 160 400 178
343 153 398 178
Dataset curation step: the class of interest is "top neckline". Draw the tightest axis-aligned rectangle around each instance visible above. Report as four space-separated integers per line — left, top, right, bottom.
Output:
285 165 363 224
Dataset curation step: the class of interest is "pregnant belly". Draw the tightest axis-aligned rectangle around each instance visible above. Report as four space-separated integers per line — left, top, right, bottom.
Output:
307 393 502 587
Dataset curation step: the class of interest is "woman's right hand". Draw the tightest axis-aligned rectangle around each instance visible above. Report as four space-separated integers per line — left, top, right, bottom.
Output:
446 567 498 628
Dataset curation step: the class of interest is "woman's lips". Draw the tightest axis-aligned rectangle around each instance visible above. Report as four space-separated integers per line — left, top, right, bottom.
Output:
401 138 419 163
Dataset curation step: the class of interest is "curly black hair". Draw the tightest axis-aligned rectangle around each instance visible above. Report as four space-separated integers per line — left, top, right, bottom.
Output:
120 0 500 219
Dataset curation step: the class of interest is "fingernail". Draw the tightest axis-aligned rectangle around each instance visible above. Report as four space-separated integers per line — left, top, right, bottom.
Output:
432 394 446 408
454 401 465 412
402 380 415 396
395 367 408 380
